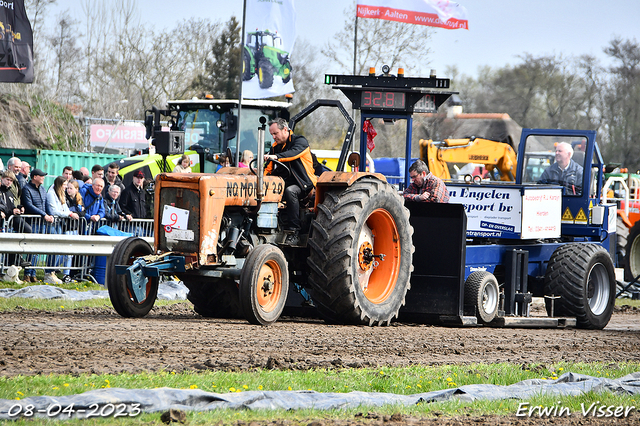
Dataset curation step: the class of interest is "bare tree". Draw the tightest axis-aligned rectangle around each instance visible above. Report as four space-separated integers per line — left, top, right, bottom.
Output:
191 17 241 99
601 37 640 170
48 10 81 104
323 3 432 75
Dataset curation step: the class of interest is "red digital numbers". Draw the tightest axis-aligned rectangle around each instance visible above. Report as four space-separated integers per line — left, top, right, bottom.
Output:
361 91 405 109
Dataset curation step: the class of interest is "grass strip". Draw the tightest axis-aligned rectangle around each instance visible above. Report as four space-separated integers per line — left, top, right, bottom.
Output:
1 362 639 424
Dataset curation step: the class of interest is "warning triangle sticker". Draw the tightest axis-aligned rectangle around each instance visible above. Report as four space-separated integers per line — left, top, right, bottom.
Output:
575 208 588 223
562 207 574 222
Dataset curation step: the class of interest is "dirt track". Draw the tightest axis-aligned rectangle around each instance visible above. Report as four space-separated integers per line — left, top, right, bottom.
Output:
1 303 639 377
1 304 639 425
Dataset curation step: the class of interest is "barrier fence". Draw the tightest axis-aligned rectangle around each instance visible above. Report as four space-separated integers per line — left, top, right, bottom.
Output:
0 215 154 283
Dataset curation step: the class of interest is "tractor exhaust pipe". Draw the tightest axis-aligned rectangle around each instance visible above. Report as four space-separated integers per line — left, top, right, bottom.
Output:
256 116 267 207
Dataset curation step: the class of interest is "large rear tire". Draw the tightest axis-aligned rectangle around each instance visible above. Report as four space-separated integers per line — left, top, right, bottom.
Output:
258 58 274 89
239 244 289 325
624 221 640 282
544 243 615 329
107 237 158 318
307 178 413 325
464 271 499 324
184 279 242 319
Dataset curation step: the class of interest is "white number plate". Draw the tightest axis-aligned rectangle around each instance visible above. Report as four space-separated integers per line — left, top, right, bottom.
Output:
165 229 194 241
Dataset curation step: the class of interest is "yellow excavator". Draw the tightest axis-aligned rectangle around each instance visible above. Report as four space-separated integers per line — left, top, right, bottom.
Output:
419 137 517 182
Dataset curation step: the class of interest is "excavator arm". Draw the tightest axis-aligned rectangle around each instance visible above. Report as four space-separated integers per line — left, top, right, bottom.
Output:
419 137 517 182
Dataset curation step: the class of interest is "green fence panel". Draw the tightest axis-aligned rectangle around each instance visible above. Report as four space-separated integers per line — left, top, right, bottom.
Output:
37 150 126 187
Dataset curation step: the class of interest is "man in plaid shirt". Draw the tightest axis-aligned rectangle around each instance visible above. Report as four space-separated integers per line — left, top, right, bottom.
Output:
403 160 450 203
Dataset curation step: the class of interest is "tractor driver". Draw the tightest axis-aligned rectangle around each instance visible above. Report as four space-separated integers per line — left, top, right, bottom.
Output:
264 118 317 245
538 142 583 195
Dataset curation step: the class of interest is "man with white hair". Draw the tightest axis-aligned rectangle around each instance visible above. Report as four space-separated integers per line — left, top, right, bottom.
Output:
538 142 584 195
6 157 25 198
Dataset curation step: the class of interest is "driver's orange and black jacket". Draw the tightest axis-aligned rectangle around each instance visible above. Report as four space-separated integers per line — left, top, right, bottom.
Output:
264 132 317 194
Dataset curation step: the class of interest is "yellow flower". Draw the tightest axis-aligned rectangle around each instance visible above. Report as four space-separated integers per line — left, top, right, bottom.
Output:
379 371 385 375
16 391 23 396
258 385 263 390
446 377 452 382
190 385 198 389
53 386 59 390
242 385 248 389
15 397 20 400
287 386 292 391
558 367 564 371
63 383 69 387
448 382 457 387
229 387 236 392
59 306 64 309
416 384 422 388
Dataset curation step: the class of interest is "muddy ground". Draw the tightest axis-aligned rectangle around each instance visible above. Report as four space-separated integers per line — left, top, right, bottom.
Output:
1 303 639 425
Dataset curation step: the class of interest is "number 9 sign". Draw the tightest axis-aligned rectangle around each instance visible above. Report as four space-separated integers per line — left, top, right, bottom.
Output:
161 206 189 231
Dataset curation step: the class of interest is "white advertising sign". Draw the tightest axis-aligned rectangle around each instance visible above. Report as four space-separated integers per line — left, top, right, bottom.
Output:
447 185 522 238
521 188 562 239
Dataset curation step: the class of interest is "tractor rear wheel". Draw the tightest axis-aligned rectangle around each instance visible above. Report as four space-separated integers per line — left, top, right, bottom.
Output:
258 58 274 89
239 244 289 325
184 279 242 319
624 221 640 282
307 178 414 325
464 271 499 323
107 237 158 318
544 243 615 329
242 50 252 81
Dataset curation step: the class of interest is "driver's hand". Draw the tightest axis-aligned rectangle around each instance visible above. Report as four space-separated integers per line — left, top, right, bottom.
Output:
264 154 277 161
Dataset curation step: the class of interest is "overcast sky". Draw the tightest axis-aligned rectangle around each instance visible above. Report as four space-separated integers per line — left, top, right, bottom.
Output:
55 0 639 78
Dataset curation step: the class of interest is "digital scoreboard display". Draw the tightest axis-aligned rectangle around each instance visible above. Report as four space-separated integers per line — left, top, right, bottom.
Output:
360 90 405 110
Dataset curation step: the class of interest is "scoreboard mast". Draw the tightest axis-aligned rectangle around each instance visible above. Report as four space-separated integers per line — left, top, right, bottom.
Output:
324 67 456 176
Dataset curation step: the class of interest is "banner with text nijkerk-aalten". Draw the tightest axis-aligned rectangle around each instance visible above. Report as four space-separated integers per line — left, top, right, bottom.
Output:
356 0 469 30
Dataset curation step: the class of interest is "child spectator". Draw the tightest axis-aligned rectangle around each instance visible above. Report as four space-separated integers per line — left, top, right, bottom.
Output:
173 154 192 173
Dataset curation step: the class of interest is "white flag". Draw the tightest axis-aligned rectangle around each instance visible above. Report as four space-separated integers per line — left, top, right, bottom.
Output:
356 0 469 30
242 0 296 99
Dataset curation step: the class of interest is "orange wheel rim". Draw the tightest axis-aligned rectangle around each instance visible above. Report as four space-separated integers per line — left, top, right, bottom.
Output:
256 259 282 312
361 208 401 304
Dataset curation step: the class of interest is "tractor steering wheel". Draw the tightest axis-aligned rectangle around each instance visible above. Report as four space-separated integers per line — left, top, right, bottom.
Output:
259 158 291 179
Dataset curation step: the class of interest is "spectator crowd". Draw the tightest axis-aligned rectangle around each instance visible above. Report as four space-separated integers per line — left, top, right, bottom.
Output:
0 157 153 285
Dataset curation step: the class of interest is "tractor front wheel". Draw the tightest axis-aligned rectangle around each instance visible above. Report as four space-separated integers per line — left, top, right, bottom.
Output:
307 178 413 325
544 243 615 329
107 237 158 318
239 244 289 325
258 58 274 89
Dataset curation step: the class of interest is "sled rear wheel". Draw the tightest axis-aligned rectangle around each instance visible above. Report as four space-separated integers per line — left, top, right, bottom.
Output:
544 243 615 329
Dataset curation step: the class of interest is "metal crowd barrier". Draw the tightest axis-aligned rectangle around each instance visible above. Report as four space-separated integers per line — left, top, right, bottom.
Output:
1 215 154 283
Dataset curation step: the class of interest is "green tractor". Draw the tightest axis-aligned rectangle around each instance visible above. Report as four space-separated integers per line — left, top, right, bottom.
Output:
243 29 292 89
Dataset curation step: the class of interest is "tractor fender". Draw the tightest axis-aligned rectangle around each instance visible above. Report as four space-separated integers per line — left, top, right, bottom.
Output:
313 171 388 211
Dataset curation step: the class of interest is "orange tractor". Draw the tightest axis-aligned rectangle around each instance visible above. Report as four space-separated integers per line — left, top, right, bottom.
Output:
107 70 453 325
